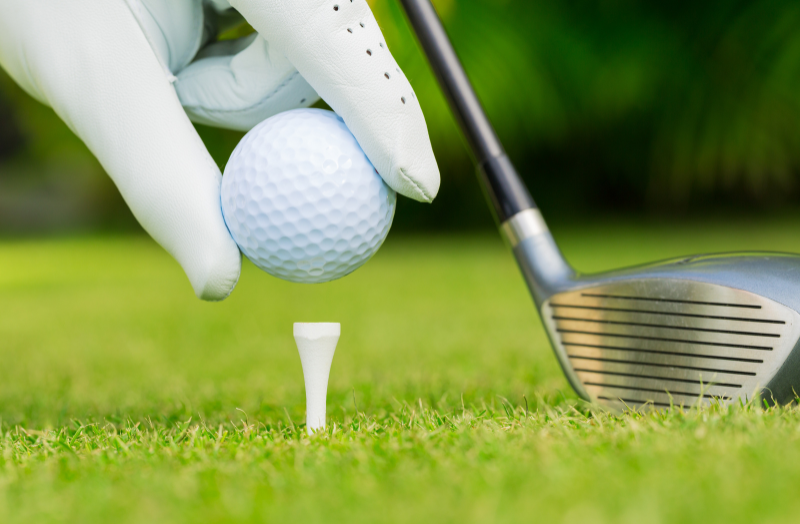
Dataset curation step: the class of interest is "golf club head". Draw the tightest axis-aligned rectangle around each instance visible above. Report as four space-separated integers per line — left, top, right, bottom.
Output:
506 211 800 410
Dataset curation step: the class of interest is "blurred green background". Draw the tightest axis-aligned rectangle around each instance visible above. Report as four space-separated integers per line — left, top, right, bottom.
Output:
3 0 800 233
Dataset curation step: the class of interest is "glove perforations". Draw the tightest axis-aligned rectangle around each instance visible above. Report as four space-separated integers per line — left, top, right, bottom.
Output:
335 0 407 104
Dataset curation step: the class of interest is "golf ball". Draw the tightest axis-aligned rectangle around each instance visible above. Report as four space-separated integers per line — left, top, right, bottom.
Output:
221 109 397 284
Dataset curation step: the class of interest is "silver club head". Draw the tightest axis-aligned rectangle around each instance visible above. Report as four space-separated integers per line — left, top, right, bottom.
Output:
506 210 800 409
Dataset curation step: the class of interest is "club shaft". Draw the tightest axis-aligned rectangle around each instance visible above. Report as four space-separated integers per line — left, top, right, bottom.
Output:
399 0 536 223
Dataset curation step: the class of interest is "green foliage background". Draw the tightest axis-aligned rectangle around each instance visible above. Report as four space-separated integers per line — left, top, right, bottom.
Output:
3 0 800 231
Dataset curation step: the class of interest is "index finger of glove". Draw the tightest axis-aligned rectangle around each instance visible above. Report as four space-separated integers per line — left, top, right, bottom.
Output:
229 0 440 202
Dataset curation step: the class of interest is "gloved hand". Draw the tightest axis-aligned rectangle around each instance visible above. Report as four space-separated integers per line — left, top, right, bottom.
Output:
0 0 440 300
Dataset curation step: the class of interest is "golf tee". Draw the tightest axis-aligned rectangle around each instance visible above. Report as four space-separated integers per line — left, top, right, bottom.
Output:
294 323 340 435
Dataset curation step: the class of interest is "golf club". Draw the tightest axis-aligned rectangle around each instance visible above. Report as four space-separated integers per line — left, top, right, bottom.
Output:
399 0 800 409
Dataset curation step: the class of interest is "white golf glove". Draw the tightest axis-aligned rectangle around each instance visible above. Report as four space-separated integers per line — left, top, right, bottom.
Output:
0 0 440 300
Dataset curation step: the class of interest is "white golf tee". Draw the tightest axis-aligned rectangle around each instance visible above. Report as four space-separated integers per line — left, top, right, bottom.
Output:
294 323 340 435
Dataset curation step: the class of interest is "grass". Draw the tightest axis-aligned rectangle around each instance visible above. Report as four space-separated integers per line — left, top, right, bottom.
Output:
4 217 800 522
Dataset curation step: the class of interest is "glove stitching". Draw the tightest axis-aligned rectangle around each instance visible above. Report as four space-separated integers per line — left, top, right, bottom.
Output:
176 107 241 301
123 0 175 80
18 47 46 105
181 70 309 115
399 168 433 203
217 261 241 301
199 147 241 302
211 147 241 301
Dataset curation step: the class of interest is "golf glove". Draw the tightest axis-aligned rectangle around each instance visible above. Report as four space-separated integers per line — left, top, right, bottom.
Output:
0 0 440 300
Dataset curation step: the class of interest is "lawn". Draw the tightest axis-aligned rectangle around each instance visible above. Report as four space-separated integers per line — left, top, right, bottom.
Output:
3 217 800 523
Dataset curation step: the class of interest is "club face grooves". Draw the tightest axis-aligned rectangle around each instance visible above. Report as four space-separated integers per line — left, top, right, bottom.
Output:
541 279 800 410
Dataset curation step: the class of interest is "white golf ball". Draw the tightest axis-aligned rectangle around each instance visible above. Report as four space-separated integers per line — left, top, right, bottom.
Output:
221 109 397 284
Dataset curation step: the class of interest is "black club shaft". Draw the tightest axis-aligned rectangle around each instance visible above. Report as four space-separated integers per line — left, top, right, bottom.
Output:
398 0 536 222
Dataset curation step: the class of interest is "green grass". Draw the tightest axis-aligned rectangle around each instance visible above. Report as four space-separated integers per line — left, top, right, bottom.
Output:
4 217 800 522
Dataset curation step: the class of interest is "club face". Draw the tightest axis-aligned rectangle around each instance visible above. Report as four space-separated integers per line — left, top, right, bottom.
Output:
510 233 800 409
542 276 800 409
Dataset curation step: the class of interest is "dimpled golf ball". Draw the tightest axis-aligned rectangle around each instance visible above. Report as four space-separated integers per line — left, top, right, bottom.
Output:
221 109 397 284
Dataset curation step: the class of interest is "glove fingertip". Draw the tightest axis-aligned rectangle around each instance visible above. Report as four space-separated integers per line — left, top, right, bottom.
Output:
395 163 440 203
192 245 242 301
